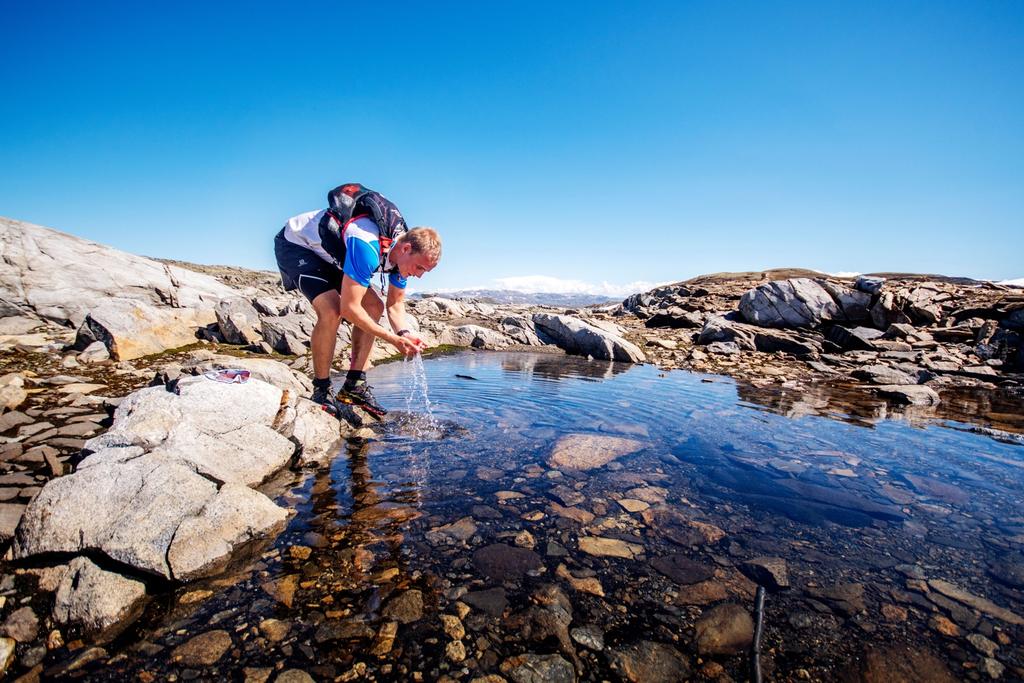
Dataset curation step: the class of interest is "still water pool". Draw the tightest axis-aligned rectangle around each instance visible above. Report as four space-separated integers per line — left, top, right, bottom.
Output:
100 351 1024 681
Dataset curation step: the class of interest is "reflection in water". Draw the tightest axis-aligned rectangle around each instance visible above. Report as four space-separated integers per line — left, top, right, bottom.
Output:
499 352 634 381
737 377 1024 435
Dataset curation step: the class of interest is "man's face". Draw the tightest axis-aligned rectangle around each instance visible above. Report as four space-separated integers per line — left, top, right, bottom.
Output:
395 243 437 279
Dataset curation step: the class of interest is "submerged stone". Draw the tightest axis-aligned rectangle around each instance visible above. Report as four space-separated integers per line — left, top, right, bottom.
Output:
850 645 957 683
547 434 643 471
462 588 508 617
608 640 691 683
170 630 232 667
500 653 574 683
650 554 715 584
739 556 790 591
578 536 643 559
381 589 424 624
473 544 543 581
695 603 754 655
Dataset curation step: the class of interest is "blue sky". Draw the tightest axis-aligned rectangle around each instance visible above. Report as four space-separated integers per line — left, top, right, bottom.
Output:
2 1 1022 294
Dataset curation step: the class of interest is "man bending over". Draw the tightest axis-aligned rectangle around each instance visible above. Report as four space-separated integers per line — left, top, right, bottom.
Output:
274 183 440 417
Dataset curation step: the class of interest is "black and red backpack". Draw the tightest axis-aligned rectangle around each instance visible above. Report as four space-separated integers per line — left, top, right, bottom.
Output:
317 183 408 263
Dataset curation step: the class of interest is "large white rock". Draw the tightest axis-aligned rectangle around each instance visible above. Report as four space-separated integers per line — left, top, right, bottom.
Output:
0 216 238 327
14 457 218 577
89 376 284 450
533 313 646 363
167 483 290 580
16 373 294 579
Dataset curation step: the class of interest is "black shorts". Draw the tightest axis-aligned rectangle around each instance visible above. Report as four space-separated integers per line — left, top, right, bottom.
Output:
274 228 341 302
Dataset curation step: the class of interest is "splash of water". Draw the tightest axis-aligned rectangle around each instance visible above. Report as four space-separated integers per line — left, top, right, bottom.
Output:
402 353 440 436
399 353 440 487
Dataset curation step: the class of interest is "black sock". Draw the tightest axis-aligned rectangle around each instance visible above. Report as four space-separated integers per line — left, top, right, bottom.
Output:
343 370 366 390
313 376 331 391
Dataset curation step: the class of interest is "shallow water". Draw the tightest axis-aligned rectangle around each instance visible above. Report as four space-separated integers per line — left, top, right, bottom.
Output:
83 351 1024 681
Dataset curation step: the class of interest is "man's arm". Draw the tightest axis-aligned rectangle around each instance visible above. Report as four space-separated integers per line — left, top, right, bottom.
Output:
386 286 427 349
339 275 418 354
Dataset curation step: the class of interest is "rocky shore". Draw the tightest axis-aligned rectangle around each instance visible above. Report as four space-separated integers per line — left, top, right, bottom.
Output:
1 215 1023 680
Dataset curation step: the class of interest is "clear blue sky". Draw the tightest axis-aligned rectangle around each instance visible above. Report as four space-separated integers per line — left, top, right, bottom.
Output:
2 1 1022 293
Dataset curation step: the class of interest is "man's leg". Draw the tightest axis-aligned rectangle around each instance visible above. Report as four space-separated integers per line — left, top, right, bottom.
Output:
310 289 344 406
338 289 388 417
347 288 385 374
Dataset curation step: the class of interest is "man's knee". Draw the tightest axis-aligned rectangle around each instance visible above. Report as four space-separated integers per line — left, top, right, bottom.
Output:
312 292 343 327
361 291 384 320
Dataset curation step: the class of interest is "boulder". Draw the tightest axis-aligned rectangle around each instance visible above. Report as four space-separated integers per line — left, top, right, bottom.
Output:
288 398 344 467
852 365 918 386
821 281 873 320
854 276 886 295
74 299 211 360
87 375 285 452
501 316 543 346
0 315 44 335
15 374 294 579
260 314 311 355
904 287 944 324
607 640 691 683
167 483 290 580
77 340 110 363
533 313 646 362
740 278 869 328
52 557 148 634
644 308 704 329
422 297 467 317
500 654 575 683
14 457 219 577
0 216 238 328
0 503 26 540
215 297 262 345
182 353 313 396
439 324 513 350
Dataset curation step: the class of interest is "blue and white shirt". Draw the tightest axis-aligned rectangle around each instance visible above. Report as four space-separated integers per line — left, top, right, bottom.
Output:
282 210 407 290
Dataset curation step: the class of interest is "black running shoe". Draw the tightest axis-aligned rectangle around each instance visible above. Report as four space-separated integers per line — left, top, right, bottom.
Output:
337 383 388 418
311 384 340 418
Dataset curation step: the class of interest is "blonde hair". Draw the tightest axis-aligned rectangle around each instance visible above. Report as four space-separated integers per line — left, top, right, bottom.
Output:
402 227 442 262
